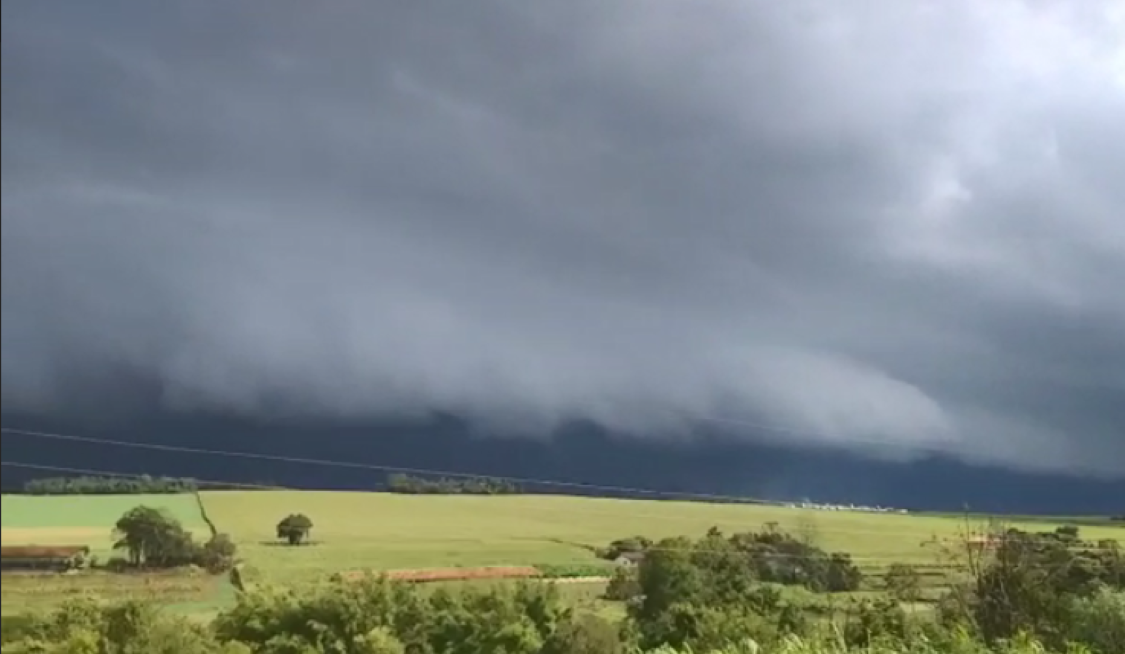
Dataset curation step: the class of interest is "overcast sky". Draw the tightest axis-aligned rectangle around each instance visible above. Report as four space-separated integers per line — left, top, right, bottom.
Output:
2 0 1123 477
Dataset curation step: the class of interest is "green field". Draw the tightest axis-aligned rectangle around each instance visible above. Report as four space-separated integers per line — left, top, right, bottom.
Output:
199 491 1125 584
2 490 1122 619
1 493 210 553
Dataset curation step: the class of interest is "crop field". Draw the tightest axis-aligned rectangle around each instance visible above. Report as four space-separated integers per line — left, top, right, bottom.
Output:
199 491 1125 586
2 489 1122 620
0 494 218 615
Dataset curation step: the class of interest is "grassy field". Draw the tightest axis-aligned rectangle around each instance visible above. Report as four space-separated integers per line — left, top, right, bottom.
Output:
199 491 1125 585
2 490 1122 619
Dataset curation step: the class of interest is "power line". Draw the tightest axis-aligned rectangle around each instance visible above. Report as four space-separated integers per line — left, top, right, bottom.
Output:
1 460 286 491
1 426 786 504
0 458 931 539
0 425 987 529
5 461 1121 571
5 426 1122 536
0 447 941 540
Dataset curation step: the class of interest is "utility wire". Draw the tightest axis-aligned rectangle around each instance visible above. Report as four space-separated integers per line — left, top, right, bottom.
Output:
0 425 1003 532
5 461 1122 572
4 426 1122 538
1 426 794 504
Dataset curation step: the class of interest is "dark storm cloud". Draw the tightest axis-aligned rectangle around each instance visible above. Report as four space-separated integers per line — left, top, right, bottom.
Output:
3 0 1123 475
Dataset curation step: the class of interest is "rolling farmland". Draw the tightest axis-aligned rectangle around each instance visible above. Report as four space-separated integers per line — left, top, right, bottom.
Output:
199 491 1125 585
1 489 1122 619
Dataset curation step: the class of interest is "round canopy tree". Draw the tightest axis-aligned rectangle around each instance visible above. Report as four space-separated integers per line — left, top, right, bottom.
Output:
276 513 314 545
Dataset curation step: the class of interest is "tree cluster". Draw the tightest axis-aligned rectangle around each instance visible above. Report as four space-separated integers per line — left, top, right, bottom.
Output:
601 525 863 593
385 473 519 495
939 525 1125 651
22 475 198 495
619 527 862 650
112 506 236 573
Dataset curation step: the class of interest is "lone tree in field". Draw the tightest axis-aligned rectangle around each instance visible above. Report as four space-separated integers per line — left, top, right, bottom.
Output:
276 513 314 545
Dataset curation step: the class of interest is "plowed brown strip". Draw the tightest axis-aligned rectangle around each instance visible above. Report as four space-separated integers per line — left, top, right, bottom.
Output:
344 565 542 583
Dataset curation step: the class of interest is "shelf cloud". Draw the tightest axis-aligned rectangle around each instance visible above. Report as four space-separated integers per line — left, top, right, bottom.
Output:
3 0 1123 476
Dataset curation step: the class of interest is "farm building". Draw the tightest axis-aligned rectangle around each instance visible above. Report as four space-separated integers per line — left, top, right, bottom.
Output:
0 545 90 571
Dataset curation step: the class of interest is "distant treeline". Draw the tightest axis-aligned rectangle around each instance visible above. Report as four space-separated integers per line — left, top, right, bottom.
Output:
385 473 519 495
19 475 283 495
22 475 199 495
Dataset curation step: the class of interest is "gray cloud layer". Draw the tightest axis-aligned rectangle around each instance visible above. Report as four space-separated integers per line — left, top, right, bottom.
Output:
3 0 1123 476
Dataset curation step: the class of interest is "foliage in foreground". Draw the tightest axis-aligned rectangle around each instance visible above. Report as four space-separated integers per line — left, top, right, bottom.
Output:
3 577 1121 654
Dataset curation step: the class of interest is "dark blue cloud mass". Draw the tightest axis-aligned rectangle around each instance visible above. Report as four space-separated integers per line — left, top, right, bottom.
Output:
2 1 1124 481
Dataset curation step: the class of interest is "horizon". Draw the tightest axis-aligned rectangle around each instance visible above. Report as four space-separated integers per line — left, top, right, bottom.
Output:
3 413 1123 515
3 0 1123 502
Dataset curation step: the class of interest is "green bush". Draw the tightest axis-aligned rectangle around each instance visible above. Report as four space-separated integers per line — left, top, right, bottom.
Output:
605 566 642 602
1065 587 1125 654
882 563 923 603
1 599 244 654
542 614 624 654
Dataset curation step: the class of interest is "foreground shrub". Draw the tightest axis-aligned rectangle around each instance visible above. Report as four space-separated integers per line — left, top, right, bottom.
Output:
542 614 625 654
214 575 569 654
605 566 642 602
882 564 923 603
941 527 1125 649
840 598 912 648
1065 587 1125 654
2 599 247 654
